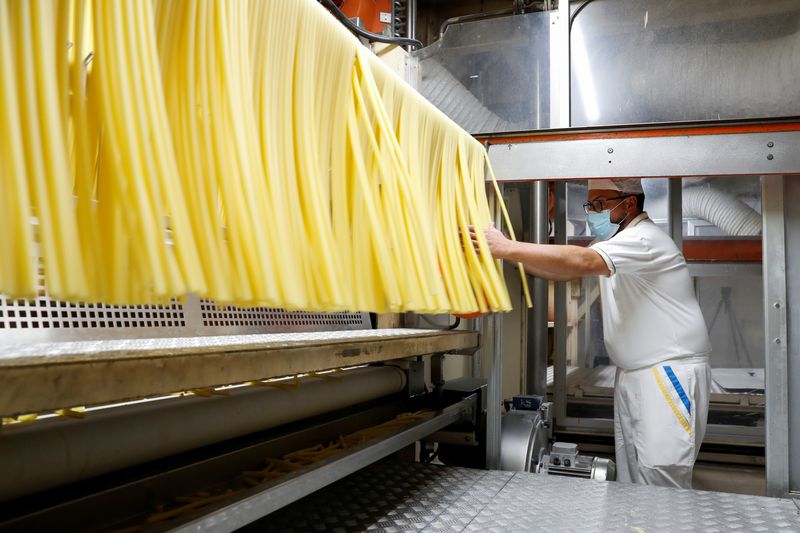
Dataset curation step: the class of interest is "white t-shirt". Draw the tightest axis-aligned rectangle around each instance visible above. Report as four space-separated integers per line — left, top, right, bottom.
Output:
590 213 711 370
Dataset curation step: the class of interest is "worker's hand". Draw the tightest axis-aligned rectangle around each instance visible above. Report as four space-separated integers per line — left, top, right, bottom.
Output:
467 224 511 259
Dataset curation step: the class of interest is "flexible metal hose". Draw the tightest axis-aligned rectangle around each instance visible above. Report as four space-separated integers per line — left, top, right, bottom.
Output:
682 185 762 236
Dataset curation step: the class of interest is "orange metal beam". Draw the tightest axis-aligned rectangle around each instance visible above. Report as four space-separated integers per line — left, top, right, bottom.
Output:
481 122 800 146
683 238 762 262
567 237 761 262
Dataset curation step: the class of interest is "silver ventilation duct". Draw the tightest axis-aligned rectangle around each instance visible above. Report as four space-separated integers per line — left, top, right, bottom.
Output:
413 0 800 133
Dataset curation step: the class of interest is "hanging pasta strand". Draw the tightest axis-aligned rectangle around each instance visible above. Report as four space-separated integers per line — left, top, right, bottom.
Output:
365 43 516 313
0 0 37 297
128 0 206 296
290 4 347 308
68 0 101 298
10 0 86 300
1 0 523 315
217 0 282 306
347 75 403 311
486 155 532 308
364 61 448 312
252 1 314 309
91 0 187 301
157 0 232 303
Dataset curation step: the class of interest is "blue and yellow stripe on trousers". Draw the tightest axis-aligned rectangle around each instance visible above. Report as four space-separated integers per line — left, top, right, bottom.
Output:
652 365 692 435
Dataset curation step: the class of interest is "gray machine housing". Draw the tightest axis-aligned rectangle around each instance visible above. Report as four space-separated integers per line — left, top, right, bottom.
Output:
499 397 616 481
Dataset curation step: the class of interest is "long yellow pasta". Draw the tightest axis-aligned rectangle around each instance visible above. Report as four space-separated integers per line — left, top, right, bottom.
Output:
486 157 532 308
90 0 209 302
0 0 37 297
11 0 86 299
291 6 347 308
157 1 233 303
69 0 100 298
251 2 309 308
1 0 525 315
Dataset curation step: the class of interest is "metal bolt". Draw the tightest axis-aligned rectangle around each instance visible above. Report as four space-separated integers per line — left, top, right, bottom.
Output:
767 141 774 148
774 302 781 309
775 338 782 344
607 148 614 154
767 154 774 160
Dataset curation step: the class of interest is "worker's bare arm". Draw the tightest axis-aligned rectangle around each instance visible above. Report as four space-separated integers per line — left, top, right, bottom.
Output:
468 225 610 281
503 241 610 281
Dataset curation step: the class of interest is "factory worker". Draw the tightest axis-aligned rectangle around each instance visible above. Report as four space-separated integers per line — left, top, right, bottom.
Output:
470 178 711 489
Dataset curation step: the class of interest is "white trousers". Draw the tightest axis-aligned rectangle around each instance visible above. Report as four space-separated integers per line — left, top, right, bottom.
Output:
614 357 711 489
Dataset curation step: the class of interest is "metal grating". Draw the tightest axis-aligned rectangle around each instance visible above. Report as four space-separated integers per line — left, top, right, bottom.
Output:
0 268 185 331
0 267 369 344
199 300 365 329
0 296 185 330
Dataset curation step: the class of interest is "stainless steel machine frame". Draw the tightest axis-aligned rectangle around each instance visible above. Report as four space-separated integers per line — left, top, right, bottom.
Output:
447 0 800 497
483 121 800 498
0 268 482 530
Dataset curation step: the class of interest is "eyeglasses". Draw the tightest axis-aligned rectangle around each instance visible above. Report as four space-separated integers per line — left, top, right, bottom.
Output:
582 195 631 214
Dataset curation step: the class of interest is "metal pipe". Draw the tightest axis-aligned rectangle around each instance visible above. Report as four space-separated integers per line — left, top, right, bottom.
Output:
667 178 684 249
682 185 762 237
553 181 568 423
439 9 514 39
0 366 406 501
555 0 571 128
527 181 549 396
407 0 417 42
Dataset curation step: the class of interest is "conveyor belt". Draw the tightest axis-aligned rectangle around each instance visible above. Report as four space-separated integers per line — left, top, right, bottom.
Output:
251 461 800 532
0 329 478 416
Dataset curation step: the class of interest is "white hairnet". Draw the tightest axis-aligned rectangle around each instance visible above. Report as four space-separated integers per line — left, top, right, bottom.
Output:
588 178 644 195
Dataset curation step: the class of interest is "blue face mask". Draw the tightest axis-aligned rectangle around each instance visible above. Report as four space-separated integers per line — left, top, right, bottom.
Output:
587 202 626 241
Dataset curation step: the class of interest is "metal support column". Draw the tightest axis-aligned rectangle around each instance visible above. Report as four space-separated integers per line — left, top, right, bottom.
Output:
549 0 570 129
783 176 800 496
762 175 789 497
553 182 568 423
486 312 503 470
782 176 800 496
485 184 505 469
667 178 683 249
527 182 549 397
470 317 481 378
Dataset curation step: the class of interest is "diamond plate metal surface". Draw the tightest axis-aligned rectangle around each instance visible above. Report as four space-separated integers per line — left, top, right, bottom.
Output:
250 462 513 533
252 461 800 532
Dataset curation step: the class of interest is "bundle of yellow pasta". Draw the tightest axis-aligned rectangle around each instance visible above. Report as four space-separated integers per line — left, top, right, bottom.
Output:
2 0 86 299
0 0 525 314
371 58 527 312
93 0 213 303
0 1 37 298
